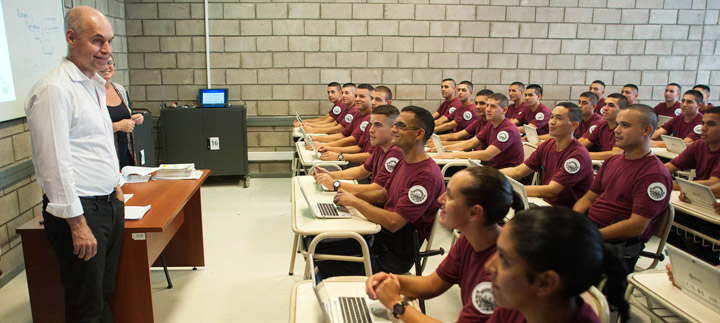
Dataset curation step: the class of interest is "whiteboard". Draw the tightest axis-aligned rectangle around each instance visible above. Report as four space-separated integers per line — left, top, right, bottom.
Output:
0 0 66 122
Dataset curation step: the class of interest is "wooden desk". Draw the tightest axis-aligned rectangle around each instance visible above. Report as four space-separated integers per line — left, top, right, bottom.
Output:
17 170 210 323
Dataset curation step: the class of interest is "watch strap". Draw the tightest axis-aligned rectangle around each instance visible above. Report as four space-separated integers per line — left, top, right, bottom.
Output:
392 300 410 318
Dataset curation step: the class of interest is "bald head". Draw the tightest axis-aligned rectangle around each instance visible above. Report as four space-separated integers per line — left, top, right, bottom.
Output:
65 6 114 78
65 6 110 37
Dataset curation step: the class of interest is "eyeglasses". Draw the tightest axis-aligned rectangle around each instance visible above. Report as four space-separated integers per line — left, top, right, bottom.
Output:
107 61 115 66
393 121 421 131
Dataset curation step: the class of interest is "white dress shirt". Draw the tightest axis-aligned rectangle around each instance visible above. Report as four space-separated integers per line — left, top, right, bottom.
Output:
25 58 120 218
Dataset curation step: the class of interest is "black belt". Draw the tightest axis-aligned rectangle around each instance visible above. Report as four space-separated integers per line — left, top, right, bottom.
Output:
80 190 116 202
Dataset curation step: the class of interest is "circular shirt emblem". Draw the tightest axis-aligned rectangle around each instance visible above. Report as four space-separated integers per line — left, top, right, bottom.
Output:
589 125 597 134
647 182 668 202
535 113 545 121
360 121 369 132
408 185 428 205
332 106 341 115
384 157 399 173
463 111 473 121
344 114 354 123
674 108 681 116
563 158 580 174
496 131 509 143
694 124 702 134
472 282 496 315
448 107 456 115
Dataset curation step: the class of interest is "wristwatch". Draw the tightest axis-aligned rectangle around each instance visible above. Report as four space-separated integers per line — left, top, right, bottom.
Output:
392 300 410 318
338 153 344 161
333 180 341 192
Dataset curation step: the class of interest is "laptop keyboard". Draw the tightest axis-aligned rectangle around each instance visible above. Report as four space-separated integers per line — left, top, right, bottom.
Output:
339 297 372 323
318 203 341 217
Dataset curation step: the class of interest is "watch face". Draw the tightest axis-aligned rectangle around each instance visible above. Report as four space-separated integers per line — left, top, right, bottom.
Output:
392 301 407 318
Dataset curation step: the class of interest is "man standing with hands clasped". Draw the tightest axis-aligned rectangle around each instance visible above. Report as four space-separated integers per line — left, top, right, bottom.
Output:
25 6 125 322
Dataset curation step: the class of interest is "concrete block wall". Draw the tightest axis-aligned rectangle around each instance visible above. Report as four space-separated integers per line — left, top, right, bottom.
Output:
124 0 720 173
0 0 128 284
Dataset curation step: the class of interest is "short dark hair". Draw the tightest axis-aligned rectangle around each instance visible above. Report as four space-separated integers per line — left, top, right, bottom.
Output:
459 167 524 225
328 82 341 91
684 90 704 105
705 107 720 116
489 93 509 108
476 89 494 97
342 83 356 90
510 81 525 92
667 83 682 91
580 91 599 105
556 102 582 123
374 85 392 101
459 80 473 92
693 84 710 95
401 106 434 143
442 78 456 87
357 83 374 92
623 104 658 132
607 93 628 110
591 80 606 88
526 84 543 96
372 104 399 119
623 84 639 93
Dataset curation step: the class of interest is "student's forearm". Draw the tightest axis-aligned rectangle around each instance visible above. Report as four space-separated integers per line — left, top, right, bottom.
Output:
537 134 552 141
344 152 370 163
315 133 344 143
589 148 622 160
434 121 456 133
396 274 451 300
438 131 464 141
355 189 387 207
524 184 563 199
339 182 382 194
327 145 362 153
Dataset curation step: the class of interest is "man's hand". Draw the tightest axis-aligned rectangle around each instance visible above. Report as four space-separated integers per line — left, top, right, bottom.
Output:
65 215 97 261
113 119 135 132
315 173 334 189
650 140 664 148
434 153 455 159
678 191 690 203
366 272 391 300
321 151 339 161
333 189 359 207
375 274 403 308
666 263 676 286
714 201 720 215
317 145 328 153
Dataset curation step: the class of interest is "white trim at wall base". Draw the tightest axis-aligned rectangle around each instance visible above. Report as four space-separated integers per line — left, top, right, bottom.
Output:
248 151 294 162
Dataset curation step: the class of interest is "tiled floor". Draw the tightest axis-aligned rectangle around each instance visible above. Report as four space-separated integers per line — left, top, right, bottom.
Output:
0 177 660 322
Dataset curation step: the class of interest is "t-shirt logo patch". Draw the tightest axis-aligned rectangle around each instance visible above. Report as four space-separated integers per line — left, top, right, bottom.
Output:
589 125 597 134
535 113 544 121
385 157 399 173
647 182 668 201
360 121 369 132
344 114 354 123
448 107 456 115
332 106 341 115
674 108 681 116
564 158 580 174
463 111 472 121
496 131 509 143
472 282 496 315
694 125 702 134
408 185 428 205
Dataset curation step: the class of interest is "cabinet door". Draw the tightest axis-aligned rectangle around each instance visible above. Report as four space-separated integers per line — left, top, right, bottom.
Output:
201 108 248 176
161 109 206 166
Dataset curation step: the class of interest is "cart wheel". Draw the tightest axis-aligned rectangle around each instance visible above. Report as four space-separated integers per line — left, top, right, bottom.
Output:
242 176 250 188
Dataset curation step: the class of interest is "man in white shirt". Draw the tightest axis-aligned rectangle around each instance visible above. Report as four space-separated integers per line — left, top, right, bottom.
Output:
24 6 124 322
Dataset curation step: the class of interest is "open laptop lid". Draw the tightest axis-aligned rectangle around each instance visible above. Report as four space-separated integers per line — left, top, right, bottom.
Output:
468 159 483 168
666 244 720 313
661 134 687 154
676 178 719 210
523 125 539 145
505 174 529 209
299 126 321 160
296 111 303 126
658 115 672 128
431 133 444 153
198 89 228 108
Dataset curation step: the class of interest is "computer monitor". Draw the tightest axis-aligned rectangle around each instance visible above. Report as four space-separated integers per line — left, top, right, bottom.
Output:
198 89 229 108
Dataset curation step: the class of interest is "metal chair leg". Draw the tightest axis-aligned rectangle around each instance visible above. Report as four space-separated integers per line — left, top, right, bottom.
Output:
159 253 173 289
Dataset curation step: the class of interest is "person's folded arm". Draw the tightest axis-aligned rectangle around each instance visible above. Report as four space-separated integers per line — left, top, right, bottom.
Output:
525 181 566 199
500 164 534 180
434 120 457 133
588 147 622 160
598 213 652 242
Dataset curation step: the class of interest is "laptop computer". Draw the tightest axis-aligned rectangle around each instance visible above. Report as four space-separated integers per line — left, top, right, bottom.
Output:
299 126 322 159
197 89 229 108
505 174 542 210
431 133 444 153
661 135 687 154
296 112 304 126
658 115 672 128
296 177 351 219
523 125 539 145
676 178 719 211
666 244 720 313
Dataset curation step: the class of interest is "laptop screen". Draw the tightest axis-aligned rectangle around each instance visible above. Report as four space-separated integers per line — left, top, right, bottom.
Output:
198 89 228 108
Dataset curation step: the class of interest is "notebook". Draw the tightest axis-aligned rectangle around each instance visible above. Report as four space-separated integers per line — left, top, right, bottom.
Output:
198 89 228 108
666 244 720 313
675 178 719 211
661 135 687 154
658 115 672 128
523 125 539 145
431 133 444 153
296 177 351 219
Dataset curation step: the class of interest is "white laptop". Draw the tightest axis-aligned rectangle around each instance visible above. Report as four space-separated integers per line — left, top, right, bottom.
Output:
658 115 672 128
296 111 304 126
676 178 719 211
296 177 351 219
505 175 532 210
300 126 322 159
666 244 720 313
523 125 539 145
431 133 444 153
661 135 687 154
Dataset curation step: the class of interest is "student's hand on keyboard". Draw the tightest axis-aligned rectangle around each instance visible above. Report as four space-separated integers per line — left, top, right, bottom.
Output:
321 151 339 161
317 145 328 153
333 189 357 207
315 173 332 188
434 153 455 159
714 201 720 215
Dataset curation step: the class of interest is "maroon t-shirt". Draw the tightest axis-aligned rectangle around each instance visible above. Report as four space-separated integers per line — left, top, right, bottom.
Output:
475 119 524 169
356 125 376 154
654 101 682 117
593 97 606 115
464 117 488 137
487 300 599 323
515 103 552 135
437 97 463 119
582 120 616 151
524 138 594 207
341 110 369 138
329 101 347 123
337 105 359 128
575 113 603 139
669 140 720 180
436 234 496 322
589 154 673 242
452 104 478 132
383 158 444 243
363 146 404 187
661 113 703 141
506 102 527 120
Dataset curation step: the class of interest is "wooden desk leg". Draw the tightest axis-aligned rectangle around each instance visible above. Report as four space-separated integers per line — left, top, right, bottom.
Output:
19 230 64 322
110 235 154 323
158 189 205 266
289 233 299 275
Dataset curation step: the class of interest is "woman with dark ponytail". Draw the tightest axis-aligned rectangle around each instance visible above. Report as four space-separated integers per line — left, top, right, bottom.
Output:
366 166 523 322
485 206 630 323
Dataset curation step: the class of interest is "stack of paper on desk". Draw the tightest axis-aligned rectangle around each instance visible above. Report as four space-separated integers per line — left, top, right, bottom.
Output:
154 164 202 180
121 166 158 183
125 205 151 221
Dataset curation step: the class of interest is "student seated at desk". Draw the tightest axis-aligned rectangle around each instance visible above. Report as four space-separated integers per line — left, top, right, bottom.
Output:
664 106 720 190
485 207 630 323
694 84 714 113
317 86 392 163
430 90 493 149
501 103 593 208
578 93 628 160
294 82 346 129
573 104 673 270
332 106 445 275
303 83 359 134
312 84 372 147
434 93 524 170
314 105 403 193
366 167 524 322
432 78 463 131
434 81 477 134
651 90 704 148
511 84 551 136
654 83 682 117
537 92 602 142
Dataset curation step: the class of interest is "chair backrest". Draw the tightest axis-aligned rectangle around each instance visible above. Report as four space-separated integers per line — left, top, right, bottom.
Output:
420 210 443 273
580 286 610 323
307 232 373 279
636 203 675 271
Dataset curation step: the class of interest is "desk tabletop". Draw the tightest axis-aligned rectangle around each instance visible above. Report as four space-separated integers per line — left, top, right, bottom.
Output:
652 147 679 160
295 141 349 167
670 190 720 225
426 152 472 166
628 271 720 322
292 175 380 236
293 126 326 138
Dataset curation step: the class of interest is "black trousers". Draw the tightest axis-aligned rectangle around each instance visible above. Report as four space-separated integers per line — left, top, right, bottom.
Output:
42 194 124 323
